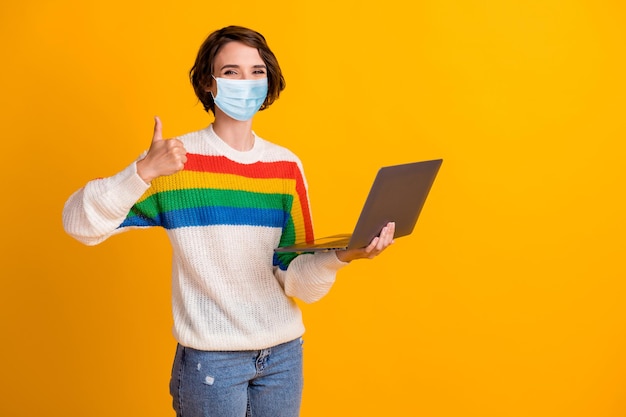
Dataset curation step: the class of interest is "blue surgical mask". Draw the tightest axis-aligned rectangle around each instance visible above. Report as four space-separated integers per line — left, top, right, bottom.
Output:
211 76 268 121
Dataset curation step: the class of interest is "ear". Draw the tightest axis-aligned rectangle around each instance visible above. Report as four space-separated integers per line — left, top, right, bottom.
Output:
204 77 216 94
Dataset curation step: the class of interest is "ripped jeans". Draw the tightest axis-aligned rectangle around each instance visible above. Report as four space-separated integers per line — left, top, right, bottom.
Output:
169 338 304 417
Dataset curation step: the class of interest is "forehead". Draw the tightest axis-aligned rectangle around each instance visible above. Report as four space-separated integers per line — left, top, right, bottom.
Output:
214 41 264 67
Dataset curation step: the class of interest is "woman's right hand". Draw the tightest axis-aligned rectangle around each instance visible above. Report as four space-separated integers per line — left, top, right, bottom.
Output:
136 116 188 183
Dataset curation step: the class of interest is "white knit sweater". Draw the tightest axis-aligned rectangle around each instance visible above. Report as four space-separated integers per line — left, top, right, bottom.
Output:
63 125 346 351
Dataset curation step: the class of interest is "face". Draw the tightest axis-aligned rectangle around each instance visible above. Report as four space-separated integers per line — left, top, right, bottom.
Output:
208 41 267 97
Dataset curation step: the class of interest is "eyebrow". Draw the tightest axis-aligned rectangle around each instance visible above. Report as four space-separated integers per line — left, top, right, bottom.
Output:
219 64 267 70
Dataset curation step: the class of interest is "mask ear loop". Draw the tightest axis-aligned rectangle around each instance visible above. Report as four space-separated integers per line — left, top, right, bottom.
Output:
209 75 218 100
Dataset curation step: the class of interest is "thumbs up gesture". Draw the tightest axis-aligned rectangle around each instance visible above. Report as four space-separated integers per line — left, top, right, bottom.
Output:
136 117 187 183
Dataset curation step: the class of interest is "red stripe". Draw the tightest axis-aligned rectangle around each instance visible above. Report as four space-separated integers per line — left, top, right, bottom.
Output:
185 154 298 179
297 174 314 242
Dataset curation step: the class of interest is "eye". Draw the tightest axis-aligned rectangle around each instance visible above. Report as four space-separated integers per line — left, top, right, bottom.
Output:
223 69 238 76
253 69 266 75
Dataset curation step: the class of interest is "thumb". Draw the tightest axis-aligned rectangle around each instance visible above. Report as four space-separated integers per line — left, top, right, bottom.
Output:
152 116 163 143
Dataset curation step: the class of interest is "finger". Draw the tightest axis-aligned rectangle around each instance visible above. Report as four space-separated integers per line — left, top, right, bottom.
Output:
364 237 379 255
376 225 391 247
381 222 396 245
372 225 393 253
152 116 163 143
170 138 187 153
374 236 388 253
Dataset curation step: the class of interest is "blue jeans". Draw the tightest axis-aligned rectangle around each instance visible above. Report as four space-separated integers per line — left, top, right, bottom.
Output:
169 338 304 417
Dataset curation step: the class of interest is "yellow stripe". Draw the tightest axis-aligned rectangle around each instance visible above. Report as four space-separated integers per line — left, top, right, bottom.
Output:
140 171 292 199
137 171 307 235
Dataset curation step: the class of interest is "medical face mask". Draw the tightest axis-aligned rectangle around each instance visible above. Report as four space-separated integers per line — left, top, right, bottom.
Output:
211 76 268 121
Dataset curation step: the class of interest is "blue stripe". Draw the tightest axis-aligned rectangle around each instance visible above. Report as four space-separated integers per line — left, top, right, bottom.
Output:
119 206 286 230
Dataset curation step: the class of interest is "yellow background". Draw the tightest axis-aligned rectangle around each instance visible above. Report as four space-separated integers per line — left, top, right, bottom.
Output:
1 1 625 416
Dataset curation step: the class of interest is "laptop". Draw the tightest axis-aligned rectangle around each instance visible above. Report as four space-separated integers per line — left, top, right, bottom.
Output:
274 159 443 252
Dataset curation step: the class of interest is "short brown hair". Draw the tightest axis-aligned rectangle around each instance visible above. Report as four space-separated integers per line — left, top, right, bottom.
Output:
190 26 286 114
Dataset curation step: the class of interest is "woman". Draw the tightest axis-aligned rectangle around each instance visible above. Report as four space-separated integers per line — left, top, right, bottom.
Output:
63 25 394 417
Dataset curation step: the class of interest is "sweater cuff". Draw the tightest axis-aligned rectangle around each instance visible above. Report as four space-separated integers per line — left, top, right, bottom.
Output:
87 161 151 218
314 251 349 271
121 160 152 194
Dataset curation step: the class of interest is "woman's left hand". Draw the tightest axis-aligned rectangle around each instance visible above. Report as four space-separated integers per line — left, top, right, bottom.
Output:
335 222 395 263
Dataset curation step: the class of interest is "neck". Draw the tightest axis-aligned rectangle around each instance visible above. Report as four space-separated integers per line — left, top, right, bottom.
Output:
212 116 255 151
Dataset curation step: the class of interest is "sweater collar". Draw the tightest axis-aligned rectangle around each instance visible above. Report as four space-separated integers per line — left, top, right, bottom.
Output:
204 124 264 164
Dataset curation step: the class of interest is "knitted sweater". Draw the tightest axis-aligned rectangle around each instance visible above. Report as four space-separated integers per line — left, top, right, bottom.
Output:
63 125 346 351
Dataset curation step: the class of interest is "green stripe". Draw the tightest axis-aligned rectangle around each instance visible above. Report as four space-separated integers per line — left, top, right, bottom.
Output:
280 216 296 245
128 188 292 219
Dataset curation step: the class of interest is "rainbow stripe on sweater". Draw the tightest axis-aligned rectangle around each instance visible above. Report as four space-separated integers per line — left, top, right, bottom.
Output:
119 153 313 270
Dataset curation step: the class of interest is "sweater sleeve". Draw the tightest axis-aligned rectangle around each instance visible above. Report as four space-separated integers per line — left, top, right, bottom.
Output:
62 161 151 246
275 251 347 303
272 158 348 303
